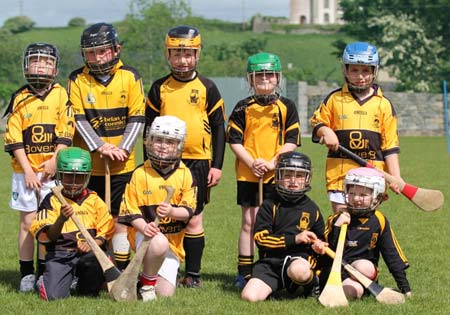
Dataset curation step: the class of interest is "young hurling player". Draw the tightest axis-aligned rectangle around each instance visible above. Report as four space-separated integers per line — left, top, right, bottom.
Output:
241 152 324 301
315 167 411 299
119 116 196 301
144 25 226 288
310 42 403 213
227 52 301 288
67 22 145 271
3 43 74 292
30 147 115 300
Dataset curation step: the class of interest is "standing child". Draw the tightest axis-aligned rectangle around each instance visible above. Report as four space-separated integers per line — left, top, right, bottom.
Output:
241 152 325 302
317 167 411 299
310 41 402 213
67 22 145 270
227 52 301 288
30 147 115 300
119 116 196 301
144 25 226 288
3 43 74 292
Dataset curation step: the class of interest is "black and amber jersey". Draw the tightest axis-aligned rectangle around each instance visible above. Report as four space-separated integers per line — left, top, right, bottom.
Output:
310 84 399 191
227 95 301 183
253 194 324 262
324 210 410 292
145 73 226 166
3 84 74 173
68 60 145 176
30 189 114 252
118 160 196 261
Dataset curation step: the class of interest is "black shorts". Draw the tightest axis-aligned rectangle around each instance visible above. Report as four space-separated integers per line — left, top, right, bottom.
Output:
237 181 275 207
252 254 310 292
183 159 210 215
88 172 132 216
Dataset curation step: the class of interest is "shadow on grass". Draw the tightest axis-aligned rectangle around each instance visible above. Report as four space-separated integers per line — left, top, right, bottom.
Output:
200 271 312 300
0 269 20 292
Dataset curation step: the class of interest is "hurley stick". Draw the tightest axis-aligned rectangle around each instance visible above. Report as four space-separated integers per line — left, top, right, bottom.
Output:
51 185 121 292
258 176 263 206
337 145 444 212
104 157 111 211
324 246 405 304
318 224 348 307
110 185 175 302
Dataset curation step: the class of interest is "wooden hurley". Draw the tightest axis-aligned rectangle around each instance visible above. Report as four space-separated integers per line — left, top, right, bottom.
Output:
110 185 175 302
318 224 349 307
338 144 444 212
51 185 121 292
324 246 406 305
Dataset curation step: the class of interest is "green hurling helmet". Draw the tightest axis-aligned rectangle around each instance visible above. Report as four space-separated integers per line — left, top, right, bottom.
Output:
56 147 91 198
247 52 282 73
247 52 282 105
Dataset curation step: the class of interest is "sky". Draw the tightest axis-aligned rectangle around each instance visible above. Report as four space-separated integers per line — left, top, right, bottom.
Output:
0 0 290 28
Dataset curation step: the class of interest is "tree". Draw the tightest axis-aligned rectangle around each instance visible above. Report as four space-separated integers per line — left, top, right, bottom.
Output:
368 14 443 92
339 0 450 92
0 30 23 111
68 17 86 27
2 16 35 34
120 0 192 81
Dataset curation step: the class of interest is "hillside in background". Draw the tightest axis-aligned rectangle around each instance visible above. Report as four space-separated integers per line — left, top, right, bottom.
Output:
11 21 352 89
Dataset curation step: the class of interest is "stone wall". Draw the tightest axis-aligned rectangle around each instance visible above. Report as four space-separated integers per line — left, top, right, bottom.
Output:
289 81 448 136
1 80 447 136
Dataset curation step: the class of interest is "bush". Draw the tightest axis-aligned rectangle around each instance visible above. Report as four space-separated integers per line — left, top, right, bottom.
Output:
68 17 86 27
2 16 35 34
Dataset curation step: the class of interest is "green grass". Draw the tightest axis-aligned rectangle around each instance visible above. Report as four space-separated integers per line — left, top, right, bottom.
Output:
1 136 449 314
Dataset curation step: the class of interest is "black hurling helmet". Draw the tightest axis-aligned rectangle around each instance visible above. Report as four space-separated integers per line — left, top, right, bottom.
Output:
23 42 59 92
80 22 120 75
275 151 312 202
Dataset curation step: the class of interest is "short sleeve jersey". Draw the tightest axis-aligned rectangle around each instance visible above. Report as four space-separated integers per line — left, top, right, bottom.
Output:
4 84 74 173
310 84 399 191
227 96 301 183
30 190 114 251
118 160 196 261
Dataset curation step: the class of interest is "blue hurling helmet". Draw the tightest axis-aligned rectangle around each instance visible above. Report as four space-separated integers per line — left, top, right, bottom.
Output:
342 41 379 93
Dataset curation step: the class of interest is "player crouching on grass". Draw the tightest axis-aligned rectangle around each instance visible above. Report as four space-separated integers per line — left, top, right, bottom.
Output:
241 152 326 302
316 167 412 300
118 116 196 302
29 147 115 300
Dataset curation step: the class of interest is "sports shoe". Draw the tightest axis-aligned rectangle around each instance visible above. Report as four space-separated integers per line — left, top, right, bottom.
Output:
302 275 320 298
70 276 78 292
20 274 36 293
234 274 248 290
181 276 202 289
140 285 157 302
35 275 43 292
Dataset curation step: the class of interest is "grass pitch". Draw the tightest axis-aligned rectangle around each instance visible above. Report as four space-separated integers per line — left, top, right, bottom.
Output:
0 136 449 315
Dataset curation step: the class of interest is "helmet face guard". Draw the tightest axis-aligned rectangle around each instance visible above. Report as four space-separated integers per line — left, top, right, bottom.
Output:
344 167 386 217
146 116 186 174
165 25 201 78
56 147 92 198
23 43 59 92
275 151 312 202
81 22 120 76
247 52 282 104
342 41 379 93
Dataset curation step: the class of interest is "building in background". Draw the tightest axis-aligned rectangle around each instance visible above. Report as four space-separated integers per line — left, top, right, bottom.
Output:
289 0 343 25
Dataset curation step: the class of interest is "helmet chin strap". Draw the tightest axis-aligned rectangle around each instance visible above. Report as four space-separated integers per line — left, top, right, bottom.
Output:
172 70 196 81
253 93 279 105
345 76 373 95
